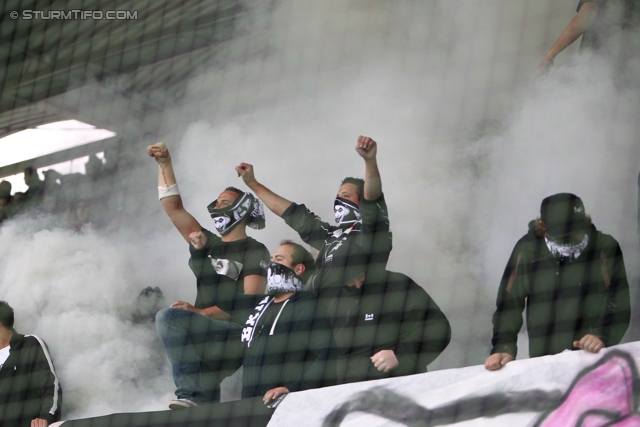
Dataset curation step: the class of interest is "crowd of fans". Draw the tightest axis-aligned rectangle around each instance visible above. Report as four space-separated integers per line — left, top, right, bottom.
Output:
0 154 124 232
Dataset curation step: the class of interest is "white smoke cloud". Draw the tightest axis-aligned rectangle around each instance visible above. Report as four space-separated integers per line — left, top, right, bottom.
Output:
0 217 175 418
2 0 639 420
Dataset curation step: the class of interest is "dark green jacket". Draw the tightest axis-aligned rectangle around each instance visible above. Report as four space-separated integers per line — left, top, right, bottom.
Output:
326 271 451 384
0 332 62 427
491 222 630 358
217 292 335 398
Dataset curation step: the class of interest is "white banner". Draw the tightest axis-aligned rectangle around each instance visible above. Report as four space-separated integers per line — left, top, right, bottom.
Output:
271 342 640 427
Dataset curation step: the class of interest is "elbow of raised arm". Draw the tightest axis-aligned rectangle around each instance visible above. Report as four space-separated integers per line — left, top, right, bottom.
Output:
272 200 293 217
161 195 184 213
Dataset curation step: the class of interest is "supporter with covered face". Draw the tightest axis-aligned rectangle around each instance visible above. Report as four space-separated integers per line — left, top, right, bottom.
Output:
201 240 335 403
486 193 630 371
236 135 392 297
147 142 269 409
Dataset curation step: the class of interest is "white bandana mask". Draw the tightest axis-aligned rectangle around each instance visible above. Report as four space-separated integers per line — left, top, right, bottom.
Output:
545 233 589 260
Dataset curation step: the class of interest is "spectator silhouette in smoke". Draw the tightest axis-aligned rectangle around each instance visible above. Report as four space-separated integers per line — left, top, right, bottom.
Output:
132 287 167 324
63 201 91 232
41 171 63 215
0 301 62 427
0 181 12 224
486 193 630 371
147 142 270 409
23 167 44 207
9 193 26 218
236 135 392 297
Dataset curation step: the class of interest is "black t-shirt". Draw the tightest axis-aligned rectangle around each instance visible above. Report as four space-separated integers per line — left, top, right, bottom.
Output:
188 228 269 310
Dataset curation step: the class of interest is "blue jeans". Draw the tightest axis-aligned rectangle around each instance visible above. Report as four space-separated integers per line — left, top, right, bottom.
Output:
156 307 244 403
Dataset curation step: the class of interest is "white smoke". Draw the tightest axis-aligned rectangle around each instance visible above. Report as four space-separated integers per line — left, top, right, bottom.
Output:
1 0 639 421
0 217 176 418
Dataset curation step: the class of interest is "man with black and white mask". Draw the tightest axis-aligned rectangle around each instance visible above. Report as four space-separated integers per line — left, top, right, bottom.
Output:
147 142 270 409
236 135 393 298
486 193 631 371
202 240 335 404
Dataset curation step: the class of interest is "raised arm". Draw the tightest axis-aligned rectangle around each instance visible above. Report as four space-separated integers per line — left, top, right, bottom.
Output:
147 142 201 243
235 162 293 217
538 1 599 75
355 136 382 201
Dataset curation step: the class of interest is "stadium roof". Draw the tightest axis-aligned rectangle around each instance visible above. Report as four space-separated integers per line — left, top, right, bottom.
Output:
0 0 251 140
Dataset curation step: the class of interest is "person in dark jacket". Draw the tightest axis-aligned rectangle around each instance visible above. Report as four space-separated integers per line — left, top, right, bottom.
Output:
0 301 62 427
486 193 630 371
318 247 451 385
196 240 335 403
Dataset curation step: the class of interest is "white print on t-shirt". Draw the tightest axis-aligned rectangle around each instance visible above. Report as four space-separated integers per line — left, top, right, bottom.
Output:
210 258 243 281
324 226 361 263
0 345 10 370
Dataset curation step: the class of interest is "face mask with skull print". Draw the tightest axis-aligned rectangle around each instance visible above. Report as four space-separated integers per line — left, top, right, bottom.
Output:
334 197 361 227
208 192 254 236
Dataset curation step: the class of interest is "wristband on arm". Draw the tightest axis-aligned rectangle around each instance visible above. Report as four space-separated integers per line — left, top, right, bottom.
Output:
158 184 180 200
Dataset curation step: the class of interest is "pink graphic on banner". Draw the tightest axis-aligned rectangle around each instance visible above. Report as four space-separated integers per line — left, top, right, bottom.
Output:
537 355 636 427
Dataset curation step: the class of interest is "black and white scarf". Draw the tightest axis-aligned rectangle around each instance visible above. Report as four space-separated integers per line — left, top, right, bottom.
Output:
239 262 303 347
240 295 274 348
240 295 291 347
207 192 266 236
262 261 304 295
334 197 361 227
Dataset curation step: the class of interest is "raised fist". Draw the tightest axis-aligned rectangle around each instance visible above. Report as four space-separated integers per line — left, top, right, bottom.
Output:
189 230 207 250
147 142 171 163
355 135 377 161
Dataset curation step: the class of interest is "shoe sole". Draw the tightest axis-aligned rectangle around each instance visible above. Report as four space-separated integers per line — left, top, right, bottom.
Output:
169 402 197 410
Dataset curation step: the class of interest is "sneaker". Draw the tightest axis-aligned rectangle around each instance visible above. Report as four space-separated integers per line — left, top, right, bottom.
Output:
169 398 198 410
